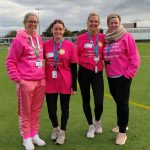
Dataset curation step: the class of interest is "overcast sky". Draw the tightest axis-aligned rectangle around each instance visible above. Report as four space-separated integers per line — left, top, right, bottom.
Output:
0 0 150 36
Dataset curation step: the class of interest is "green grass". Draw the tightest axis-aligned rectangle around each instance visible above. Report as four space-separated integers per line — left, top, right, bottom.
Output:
0 43 150 150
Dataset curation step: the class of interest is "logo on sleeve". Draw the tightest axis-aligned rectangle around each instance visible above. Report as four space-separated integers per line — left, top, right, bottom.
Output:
59 49 65 55
98 42 103 47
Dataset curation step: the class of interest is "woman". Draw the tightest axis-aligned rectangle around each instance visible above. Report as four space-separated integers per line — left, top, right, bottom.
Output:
43 19 78 145
6 12 46 150
77 12 104 139
103 13 140 145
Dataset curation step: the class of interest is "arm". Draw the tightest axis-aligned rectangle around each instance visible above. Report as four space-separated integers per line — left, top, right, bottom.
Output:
124 34 140 79
70 63 77 93
5 39 23 82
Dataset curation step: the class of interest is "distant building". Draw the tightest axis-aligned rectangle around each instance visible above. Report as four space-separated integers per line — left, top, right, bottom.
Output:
122 22 137 28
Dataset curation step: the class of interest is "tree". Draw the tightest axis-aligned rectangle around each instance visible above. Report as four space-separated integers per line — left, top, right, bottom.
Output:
42 26 74 37
42 27 51 37
5 30 17 37
72 30 79 36
77 29 87 36
64 28 73 37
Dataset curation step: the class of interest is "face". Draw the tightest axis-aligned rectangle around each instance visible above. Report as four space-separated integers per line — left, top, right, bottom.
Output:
51 23 65 40
24 15 38 35
108 17 120 32
87 15 100 33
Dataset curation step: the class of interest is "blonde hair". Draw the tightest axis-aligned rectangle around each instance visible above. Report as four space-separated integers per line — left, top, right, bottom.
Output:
107 13 121 25
23 12 38 23
87 12 100 23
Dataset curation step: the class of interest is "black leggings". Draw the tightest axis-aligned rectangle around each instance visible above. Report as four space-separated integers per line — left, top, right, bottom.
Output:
46 93 70 130
78 66 104 125
108 76 132 133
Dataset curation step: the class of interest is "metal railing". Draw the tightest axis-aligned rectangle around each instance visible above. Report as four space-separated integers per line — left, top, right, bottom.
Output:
1 28 150 45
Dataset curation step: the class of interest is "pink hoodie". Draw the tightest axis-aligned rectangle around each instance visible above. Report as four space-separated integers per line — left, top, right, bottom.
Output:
6 30 45 82
103 32 140 79
77 32 104 71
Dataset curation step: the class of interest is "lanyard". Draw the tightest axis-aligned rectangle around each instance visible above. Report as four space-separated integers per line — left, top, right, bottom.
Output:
88 32 99 56
53 39 64 68
107 42 114 56
27 35 40 58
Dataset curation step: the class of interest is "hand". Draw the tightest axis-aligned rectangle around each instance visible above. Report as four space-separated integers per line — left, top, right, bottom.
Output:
16 79 23 90
71 90 77 95
16 79 23 85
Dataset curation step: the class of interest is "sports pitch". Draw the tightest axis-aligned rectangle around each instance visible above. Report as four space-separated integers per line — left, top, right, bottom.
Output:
0 43 150 150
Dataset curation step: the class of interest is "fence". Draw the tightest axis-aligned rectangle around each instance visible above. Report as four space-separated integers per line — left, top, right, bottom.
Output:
103 28 150 40
0 37 12 45
1 28 150 45
0 37 75 46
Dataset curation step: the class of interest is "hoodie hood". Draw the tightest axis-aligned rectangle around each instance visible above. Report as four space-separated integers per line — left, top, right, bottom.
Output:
16 30 37 38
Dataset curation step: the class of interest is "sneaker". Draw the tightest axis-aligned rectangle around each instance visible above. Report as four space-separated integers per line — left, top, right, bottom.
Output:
115 133 127 145
56 130 65 145
87 124 95 138
112 126 128 133
51 127 60 141
23 138 35 150
32 134 46 146
94 120 103 134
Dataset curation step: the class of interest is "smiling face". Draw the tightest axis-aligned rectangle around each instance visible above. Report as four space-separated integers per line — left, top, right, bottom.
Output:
24 15 38 36
51 23 65 42
87 15 100 35
108 17 120 33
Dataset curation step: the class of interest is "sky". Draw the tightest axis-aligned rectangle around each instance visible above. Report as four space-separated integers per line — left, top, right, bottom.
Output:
0 0 150 36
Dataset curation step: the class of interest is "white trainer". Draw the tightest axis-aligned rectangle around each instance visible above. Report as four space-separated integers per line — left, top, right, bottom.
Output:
94 120 103 134
87 124 95 138
56 130 65 145
115 133 127 145
51 127 60 141
32 134 46 146
23 138 35 150
112 126 128 133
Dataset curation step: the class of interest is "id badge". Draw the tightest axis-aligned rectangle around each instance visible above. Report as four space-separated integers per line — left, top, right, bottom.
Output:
36 60 43 68
52 70 57 78
95 66 98 73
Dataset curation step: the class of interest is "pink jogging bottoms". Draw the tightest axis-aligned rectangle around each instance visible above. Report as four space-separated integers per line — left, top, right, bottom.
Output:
16 79 45 139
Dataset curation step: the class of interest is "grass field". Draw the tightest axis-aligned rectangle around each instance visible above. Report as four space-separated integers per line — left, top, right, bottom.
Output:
0 43 150 150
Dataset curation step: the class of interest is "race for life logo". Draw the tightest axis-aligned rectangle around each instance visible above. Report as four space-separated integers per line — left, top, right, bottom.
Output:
98 41 103 47
59 49 65 55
